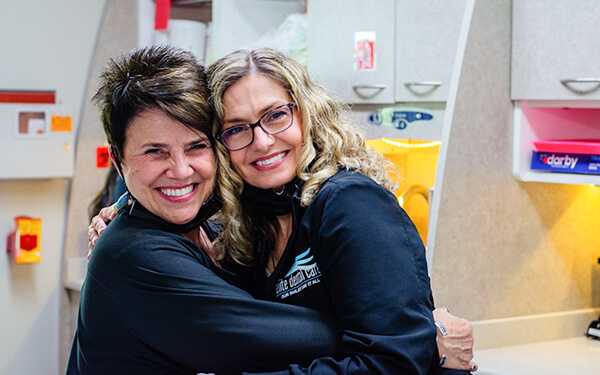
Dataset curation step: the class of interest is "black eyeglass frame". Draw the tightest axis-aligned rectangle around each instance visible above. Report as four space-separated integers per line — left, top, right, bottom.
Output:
216 102 297 151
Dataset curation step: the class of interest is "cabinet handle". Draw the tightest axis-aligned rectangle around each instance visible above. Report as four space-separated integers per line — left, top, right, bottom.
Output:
560 78 600 84
560 78 600 94
352 84 386 98
353 84 387 89
404 81 443 87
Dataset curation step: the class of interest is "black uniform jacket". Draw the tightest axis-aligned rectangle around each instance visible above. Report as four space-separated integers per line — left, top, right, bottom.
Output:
66 202 342 375
248 170 438 374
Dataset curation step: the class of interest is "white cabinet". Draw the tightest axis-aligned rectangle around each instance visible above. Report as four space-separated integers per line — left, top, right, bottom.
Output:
307 0 396 104
511 0 600 185
211 0 306 60
395 0 465 102
307 0 466 104
0 103 75 179
512 101 600 185
512 0 600 100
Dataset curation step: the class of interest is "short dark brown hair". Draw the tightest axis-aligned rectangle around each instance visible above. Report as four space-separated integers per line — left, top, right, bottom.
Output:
94 45 213 167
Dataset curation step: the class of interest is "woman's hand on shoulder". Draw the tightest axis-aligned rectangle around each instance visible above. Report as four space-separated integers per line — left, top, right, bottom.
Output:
197 226 219 267
87 205 117 258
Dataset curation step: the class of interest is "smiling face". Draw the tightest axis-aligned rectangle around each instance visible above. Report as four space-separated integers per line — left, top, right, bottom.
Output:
116 107 216 225
221 74 304 191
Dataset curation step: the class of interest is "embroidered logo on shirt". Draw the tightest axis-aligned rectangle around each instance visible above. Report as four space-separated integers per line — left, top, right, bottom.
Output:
275 248 322 299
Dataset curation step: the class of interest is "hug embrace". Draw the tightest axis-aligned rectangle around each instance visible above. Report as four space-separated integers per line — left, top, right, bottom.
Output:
69 45 477 374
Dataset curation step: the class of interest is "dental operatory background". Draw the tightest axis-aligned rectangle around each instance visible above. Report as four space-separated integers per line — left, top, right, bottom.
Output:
1 1 600 374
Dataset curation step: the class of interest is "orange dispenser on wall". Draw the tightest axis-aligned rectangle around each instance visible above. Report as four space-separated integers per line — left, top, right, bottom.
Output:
6 216 42 264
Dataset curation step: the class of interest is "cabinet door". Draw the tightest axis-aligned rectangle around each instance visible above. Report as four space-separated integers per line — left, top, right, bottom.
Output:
512 0 600 100
307 0 396 104
395 0 466 102
211 0 307 60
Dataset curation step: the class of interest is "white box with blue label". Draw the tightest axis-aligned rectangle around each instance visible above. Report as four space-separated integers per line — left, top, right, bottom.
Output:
530 151 600 175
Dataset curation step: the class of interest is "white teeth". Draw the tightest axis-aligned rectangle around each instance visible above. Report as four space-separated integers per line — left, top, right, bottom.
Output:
255 152 286 166
160 185 193 197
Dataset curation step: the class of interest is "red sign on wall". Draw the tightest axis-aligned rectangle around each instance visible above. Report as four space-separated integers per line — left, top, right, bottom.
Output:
96 146 110 168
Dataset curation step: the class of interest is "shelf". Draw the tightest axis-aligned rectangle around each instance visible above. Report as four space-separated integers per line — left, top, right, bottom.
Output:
512 101 600 185
515 170 600 185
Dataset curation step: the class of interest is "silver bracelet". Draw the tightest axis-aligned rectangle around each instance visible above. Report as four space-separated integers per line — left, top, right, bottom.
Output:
434 319 448 336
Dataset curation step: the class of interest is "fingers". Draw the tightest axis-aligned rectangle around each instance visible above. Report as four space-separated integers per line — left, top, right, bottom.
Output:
456 348 474 364
470 360 478 372
93 207 115 234
433 308 474 334
197 227 214 254
447 356 476 371
87 206 116 259
87 223 101 259
433 307 476 371
463 353 477 372
99 206 117 224
451 356 474 371
87 226 98 259
432 307 451 320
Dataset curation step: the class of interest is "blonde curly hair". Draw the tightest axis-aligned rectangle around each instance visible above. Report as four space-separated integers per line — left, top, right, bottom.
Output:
208 48 399 265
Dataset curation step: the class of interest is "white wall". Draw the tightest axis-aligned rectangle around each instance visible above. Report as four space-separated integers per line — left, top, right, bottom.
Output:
0 1 106 374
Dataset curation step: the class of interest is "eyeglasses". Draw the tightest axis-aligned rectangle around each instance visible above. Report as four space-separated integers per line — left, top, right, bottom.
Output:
216 102 296 151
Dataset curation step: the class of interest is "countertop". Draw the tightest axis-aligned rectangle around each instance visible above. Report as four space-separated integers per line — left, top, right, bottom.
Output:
475 336 600 375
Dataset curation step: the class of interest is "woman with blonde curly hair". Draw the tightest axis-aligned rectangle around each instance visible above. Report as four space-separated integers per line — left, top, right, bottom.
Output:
207 48 473 374
209 49 396 265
